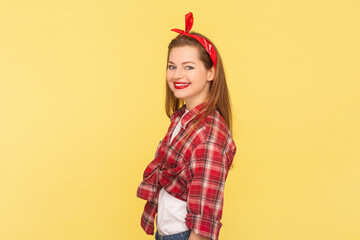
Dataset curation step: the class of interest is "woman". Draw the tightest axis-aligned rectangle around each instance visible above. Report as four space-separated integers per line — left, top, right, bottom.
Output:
137 12 236 240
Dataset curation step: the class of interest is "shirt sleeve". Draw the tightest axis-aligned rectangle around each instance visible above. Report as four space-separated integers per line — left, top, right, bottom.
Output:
185 141 230 240
140 201 157 235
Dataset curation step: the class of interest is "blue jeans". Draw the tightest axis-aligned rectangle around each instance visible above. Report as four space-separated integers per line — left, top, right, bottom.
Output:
155 230 191 240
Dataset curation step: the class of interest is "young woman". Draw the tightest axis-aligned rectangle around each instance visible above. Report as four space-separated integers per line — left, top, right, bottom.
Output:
137 12 236 240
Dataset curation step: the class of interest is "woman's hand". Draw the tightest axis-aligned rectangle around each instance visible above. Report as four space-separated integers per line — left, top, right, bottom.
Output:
188 231 211 240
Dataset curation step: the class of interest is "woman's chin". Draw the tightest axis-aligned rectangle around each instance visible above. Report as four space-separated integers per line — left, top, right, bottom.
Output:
173 93 187 99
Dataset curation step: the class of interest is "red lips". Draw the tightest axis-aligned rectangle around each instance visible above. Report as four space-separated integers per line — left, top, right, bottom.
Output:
174 82 190 89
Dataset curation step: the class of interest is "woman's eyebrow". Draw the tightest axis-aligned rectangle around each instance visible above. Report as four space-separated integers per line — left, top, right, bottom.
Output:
182 61 196 65
167 61 196 65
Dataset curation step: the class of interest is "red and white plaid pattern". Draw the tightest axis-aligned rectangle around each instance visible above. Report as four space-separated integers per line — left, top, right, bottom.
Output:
137 102 236 240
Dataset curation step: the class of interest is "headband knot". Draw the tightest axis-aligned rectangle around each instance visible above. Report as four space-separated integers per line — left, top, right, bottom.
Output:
185 12 193 33
171 12 217 68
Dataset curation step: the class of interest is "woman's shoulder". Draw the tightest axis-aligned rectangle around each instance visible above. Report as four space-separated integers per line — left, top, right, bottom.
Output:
194 108 235 149
189 109 236 166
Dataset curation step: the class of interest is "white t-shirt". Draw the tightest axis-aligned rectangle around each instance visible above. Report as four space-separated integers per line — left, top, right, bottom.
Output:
156 109 190 236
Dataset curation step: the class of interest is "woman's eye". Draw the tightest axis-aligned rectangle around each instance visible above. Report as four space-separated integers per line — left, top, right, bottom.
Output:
167 65 175 70
185 66 194 70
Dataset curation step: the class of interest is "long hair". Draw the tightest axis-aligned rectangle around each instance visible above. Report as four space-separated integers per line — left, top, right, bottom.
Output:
165 32 233 134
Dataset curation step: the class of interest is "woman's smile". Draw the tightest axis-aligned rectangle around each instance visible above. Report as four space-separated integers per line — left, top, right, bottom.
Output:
174 82 191 89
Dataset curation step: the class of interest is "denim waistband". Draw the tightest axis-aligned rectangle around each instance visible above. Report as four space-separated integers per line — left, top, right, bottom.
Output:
155 230 191 240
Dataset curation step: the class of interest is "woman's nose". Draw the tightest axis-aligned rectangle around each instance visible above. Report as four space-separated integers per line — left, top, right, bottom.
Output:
174 68 184 79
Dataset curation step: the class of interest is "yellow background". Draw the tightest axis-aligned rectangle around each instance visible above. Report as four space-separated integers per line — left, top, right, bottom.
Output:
0 0 359 239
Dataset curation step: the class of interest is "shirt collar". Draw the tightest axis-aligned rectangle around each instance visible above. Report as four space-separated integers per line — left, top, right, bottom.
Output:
170 102 208 129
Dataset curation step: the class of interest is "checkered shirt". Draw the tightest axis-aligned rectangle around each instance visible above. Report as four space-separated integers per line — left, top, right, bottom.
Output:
136 102 236 240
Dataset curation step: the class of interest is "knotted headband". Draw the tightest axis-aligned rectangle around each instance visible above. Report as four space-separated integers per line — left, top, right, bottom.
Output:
171 12 217 68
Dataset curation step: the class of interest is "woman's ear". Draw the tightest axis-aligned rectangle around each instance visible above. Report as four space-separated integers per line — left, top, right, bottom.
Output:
207 66 216 81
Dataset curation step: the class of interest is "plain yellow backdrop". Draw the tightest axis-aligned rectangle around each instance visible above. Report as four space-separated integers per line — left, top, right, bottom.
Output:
0 0 359 239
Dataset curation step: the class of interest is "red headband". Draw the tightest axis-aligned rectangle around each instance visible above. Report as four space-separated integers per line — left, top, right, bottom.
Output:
171 12 217 68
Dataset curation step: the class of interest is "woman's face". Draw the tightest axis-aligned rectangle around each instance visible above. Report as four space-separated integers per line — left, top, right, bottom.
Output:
167 46 215 110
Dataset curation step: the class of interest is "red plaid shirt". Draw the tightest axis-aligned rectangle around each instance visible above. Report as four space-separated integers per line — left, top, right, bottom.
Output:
136 102 236 240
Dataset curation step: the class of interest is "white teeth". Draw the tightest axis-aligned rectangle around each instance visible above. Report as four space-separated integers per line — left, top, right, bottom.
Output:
175 83 190 86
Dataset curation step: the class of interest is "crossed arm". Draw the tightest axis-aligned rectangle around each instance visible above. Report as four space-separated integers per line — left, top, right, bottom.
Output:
186 141 229 240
